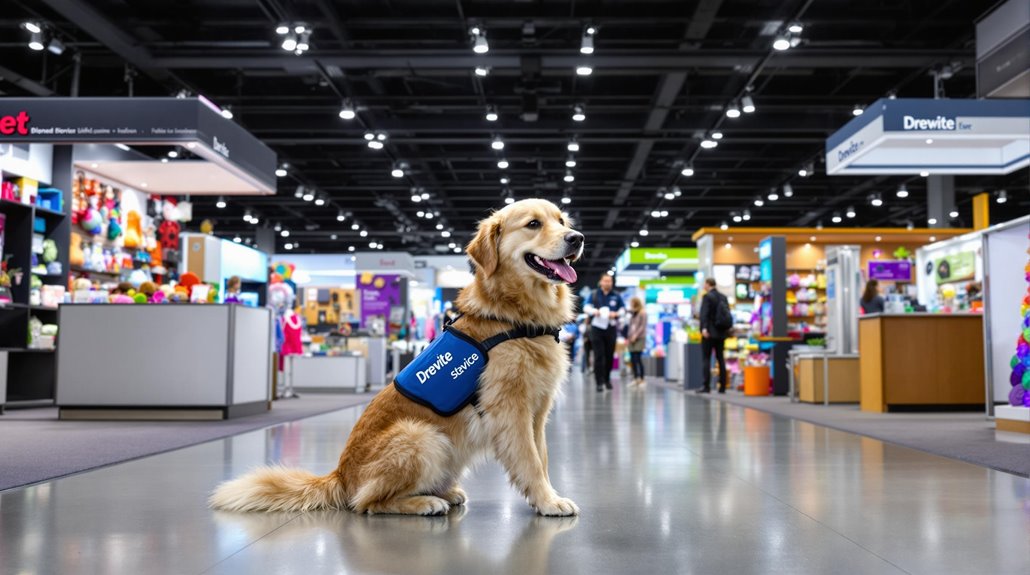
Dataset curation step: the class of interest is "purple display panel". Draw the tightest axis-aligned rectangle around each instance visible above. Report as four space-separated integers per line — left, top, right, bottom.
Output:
358 273 402 334
867 260 912 282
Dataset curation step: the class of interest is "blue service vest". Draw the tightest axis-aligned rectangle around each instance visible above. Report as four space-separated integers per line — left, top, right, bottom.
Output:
394 321 560 416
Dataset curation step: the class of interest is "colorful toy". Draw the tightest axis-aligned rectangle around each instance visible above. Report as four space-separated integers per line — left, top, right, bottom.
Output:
1007 233 1030 407
41 239 58 264
123 210 143 249
111 294 135 304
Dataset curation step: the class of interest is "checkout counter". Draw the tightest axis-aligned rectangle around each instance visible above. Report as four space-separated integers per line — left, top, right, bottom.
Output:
858 313 984 412
56 305 273 420
286 334 388 394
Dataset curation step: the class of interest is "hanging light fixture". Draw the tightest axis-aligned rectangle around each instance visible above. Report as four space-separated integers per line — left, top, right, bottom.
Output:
720 222 729 230
567 138 580 152
474 66 490 77
572 104 586 122
680 164 695 177
391 162 408 178
754 196 764 207
742 209 751 221
485 105 499 121
216 196 226 209
561 193 572 205
580 26 596 54
275 163 289 177
846 206 856 218
772 35 791 51
338 100 356 120
732 213 742 223
281 32 298 51
896 184 909 198
491 135 505 150
996 190 1008 204
500 176 510 185
302 188 315 202
711 131 724 140
576 65 593 76
639 228 649 236
564 170 575 183
700 138 718 149
471 27 489 53
832 212 843 223
852 104 864 116
565 156 577 168
336 210 346 222
725 102 741 118
782 183 794 198
870 193 883 207
280 229 291 238
768 189 779 201
497 159 509 169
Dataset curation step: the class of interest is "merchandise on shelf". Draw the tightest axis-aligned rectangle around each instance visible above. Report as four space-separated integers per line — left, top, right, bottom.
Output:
1008 237 1030 408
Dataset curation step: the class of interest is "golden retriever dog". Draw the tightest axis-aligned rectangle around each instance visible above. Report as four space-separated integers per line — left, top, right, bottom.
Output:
210 198 584 516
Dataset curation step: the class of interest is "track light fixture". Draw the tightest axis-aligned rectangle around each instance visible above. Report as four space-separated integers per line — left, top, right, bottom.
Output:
359 230 369 237
470 27 489 54
275 163 289 177
996 190 1007 204
351 222 360 231
564 170 575 183
23 21 42 34
561 194 572 205
754 196 764 207
500 176 510 185
787 22 804 34
294 185 305 199
576 65 593 76
28 31 45 51
302 188 315 202
700 137 718 149
220 106 234 120
391 162 408 178
474 66 490 77
281 229 291 238
491 135 505 150
773 35 791 51
338 100 356 120
782 183 794 198
896 184 909 198
314 194 326 207
768 189 779 201
720 221 729 230
565 156 577 168
846 206 856 218
567 138 580 152
663 188 675 201
680 164 695 177
870 193 883 207
711 131 724 140
949 209 959 219
639 228 649 237
485 105 499 121
832 212 843 223
732 213 742 223
497 159 510 169
572 104 586 122
852 104 864 116
216 196 226 209
798 163 813 177
741 94 756 114
580 26 596 54
725 102 741 118
630 240 640 247
742 210 751 221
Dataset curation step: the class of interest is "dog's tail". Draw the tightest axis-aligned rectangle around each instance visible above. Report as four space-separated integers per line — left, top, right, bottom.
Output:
208 465 346 512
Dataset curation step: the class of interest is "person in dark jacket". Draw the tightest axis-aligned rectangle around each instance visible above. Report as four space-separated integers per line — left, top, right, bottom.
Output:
860 279 885 314
698 277 729 394
586 274 625 392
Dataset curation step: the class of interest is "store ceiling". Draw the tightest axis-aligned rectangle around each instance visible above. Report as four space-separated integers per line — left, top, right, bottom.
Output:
2 0 1027 282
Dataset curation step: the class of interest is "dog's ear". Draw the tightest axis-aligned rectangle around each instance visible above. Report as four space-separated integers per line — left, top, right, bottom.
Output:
467 214 501 277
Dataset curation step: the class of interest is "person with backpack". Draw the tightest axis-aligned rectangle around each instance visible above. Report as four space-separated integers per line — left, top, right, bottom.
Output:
698 277 733 394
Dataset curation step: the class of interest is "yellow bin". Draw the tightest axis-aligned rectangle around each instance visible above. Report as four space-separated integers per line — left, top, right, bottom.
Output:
744 366 770 396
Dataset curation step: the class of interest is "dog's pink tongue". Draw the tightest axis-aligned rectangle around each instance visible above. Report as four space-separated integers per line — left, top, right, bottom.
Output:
542 258 578 283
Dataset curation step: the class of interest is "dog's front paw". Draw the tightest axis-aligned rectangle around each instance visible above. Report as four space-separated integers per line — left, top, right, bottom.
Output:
438 485 468 506
534 496 580 517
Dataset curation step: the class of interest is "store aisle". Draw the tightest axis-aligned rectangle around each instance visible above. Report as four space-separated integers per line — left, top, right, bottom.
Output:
1 374 1027 575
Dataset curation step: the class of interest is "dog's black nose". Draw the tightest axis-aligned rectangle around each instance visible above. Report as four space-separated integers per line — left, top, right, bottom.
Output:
564 232 584 249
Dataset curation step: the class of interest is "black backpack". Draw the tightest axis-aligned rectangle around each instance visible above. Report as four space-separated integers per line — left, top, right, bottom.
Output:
714 293 734 332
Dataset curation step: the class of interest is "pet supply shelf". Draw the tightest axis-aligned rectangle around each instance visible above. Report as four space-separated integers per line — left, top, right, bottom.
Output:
56 304 274 420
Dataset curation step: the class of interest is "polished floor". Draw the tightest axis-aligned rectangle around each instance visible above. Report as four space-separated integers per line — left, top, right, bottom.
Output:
2 374 1028 575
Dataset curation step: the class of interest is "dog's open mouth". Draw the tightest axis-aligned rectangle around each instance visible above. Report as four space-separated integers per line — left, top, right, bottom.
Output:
525 253 578 283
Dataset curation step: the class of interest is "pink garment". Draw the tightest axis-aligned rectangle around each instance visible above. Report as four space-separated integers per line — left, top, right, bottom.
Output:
281 312 304 356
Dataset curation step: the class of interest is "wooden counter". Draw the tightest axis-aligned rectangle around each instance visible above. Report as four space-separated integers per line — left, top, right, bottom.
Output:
795 355 860 404
858 314 984 412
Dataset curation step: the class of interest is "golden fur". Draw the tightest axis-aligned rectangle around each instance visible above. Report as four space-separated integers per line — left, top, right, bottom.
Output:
210 198 582 516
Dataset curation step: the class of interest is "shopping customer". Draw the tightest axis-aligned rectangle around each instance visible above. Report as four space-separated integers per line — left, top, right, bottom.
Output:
860 279 885 314
627 296 648 386
586 274 624 391
699 278 731 394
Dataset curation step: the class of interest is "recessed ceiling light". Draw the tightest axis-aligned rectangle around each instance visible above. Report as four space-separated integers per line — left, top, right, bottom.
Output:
772 35 791 51
497 159 509 169
576 65 593 76
700 139 717 149
474 66 490 77
567 138 580 152
852 105 864 116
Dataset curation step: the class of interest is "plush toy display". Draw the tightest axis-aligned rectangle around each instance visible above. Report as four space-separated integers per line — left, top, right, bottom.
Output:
123 210 143 249
81 204 104 235
69 232 85 267
200 219 215 235
1007 232 1030 408
179 272 201 296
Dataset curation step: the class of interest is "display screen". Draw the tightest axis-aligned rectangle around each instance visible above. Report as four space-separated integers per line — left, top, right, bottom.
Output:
868 260 912 282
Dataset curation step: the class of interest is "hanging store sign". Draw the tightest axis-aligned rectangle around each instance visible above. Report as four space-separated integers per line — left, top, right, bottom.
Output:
867 260 913 282
615 247 698 273
825 98 1030 175
0 98 276 195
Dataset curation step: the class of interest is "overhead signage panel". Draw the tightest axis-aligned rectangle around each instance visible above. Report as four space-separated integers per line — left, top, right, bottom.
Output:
0 98 276 194
615 247 699 272
826 98 1030 175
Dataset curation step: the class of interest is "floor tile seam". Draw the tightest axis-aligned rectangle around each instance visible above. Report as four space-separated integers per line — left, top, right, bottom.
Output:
649 380 1030 478
196 513 303 575
651 380 915 574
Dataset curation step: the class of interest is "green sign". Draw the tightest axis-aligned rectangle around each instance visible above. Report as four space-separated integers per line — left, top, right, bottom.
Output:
935 251 976 285
639 276 697 287
616 247 699 272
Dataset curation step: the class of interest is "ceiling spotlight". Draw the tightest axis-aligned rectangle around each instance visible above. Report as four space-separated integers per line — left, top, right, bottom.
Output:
928 217 938 225
453 247 462 253
565 156 577 168
754 197 764 207
411 193 422 203
221 106 234 120
233 235 242 243
500 176 510 185
441 230 452 238
166 150 179 159
741 94 756 114
711 132 724 140
275 23 289 35
216 196 226 209
773 35 791 51
471 28 489 53
249 213 259 224
663 190 675 201
949 209 959 218
497 159 509 169
725 103 741 118
639 228 649 236
920 171 930 177
485 105 498 121
364 132 375 141
768 190 779 201
572 104 586 122
28 31 45 51
673 186 682 197
275 164 288 177
799 163 813 177
742 210 751 221
281 32 298 51
274 222 283 232
23 21 42 34
391 162 408 178
700 138 718 149
852 105 864 116
896 184 909 198
580 28 595 54
435 223 444 230
846 206 856 218
294 25 307 34
680 165 695 177
732 213 742 223
630 240 640 247
339 100 356 120
925 138 934 144
337 210 346 222
782 183 794 198
720 221 729 230
996 190 1007 204
564 170 575 183
504 196 515 205
832 212 843 223
567 138 580 152
417 210 425 218
816 221 823 229
294 185 304 199
660 210 669 217
474 66 490 77
359 230 369 237
284 242 294 250
421 192 430 200
561 194 572 205
788 22 804 34
314 195 326 206
302 189 315 202
651 210 661 218
369 241 378 249
576 65 593 76
491 136 505 150
870 194 883 207
243 210 253 222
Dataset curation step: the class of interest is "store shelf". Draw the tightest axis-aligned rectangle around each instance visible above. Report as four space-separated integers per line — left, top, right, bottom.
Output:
32 204 66 220
70 266 123 277
0 347 56 353
0 303 30 311
29 305 59 312
0 199 34 215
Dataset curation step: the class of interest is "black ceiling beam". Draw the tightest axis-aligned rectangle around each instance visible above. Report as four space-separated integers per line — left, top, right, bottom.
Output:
0 63 56 96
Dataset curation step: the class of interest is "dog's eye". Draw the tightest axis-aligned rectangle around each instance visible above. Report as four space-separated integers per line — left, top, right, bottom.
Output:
559 218 565 226
526 220 541 229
